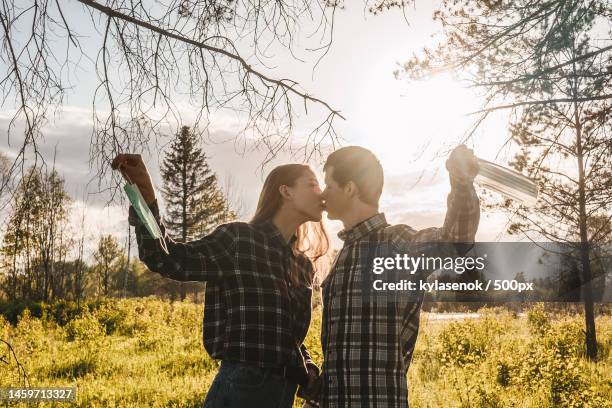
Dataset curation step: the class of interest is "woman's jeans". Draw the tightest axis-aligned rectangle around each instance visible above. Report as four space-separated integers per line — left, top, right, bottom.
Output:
202 361 298 408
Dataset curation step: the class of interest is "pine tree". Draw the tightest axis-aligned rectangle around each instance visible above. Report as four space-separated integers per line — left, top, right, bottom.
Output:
160 126 236 300
161 126 235 241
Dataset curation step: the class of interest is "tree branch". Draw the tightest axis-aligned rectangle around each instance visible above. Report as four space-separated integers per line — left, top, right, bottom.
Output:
470 94 612 114
76 0 345 120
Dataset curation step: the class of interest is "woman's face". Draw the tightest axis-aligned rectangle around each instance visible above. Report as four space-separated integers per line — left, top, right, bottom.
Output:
285 169 324 222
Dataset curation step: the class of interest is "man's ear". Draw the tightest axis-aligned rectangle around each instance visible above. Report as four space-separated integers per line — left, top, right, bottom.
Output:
279 184 292 200
343 181 358 198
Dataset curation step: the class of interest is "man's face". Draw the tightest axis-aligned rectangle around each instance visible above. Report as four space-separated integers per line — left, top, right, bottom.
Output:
321 167 352 220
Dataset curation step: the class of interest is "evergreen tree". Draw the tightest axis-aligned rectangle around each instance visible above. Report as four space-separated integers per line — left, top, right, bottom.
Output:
161 126 235 241
160 126 236 300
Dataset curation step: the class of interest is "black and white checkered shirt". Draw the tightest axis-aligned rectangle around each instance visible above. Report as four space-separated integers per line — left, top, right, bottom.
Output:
319 181 480 407
129 201 317 371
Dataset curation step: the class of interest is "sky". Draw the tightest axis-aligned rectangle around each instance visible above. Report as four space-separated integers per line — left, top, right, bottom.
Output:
0 1 520 259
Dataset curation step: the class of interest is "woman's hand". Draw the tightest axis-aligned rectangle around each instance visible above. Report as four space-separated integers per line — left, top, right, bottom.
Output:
111 153 157 204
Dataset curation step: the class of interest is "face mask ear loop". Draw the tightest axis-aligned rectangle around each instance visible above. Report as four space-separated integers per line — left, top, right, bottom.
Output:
159 233 169 255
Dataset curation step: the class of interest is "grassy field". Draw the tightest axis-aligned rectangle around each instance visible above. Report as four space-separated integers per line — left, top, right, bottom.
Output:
0 298 610 407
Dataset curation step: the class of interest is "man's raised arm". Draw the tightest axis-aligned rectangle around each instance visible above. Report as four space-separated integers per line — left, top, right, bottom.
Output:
414 145 480 244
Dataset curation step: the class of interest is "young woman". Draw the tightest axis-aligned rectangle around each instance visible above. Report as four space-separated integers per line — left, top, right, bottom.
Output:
112 154 328 408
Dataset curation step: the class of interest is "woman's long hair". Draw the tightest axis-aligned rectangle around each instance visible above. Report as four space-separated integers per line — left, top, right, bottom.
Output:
251 164 330 281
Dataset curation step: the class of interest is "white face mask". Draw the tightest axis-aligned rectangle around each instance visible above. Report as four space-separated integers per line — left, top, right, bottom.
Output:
124 182 168 253
475 158 538 206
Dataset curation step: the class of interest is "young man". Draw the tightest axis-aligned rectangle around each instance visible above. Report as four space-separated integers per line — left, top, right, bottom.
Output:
316 145 481 407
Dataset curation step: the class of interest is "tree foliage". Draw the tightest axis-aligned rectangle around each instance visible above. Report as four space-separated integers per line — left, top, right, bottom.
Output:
160 125 236 242
394 0 611 360
92 235 125 297
0 167 71 301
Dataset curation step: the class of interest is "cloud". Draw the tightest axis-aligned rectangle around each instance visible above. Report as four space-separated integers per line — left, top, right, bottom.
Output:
0 107 513 257
68 200 129 262
0 107 332 247
0 107 314 211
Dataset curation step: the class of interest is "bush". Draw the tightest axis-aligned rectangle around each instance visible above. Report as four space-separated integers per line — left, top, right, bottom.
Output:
94 303 129 335
14 308 47 350
0 300 43 324
1 298 610 407
66 311 105 342
527 303 550 336
0 314 9 338
438 317 502 367
496 361 511 387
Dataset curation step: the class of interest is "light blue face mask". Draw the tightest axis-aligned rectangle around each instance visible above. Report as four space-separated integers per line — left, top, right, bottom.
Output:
124 182 168 253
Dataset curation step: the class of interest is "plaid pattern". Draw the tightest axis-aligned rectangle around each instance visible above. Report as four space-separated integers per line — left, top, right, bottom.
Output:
129 201 317 371
319 181 480 407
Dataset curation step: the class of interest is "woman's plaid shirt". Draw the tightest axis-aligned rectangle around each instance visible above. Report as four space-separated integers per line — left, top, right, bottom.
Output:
128 201 317 371
319 181 480 407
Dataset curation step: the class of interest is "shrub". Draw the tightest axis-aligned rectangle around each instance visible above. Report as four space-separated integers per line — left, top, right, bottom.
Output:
66 311 104 342
0 314 9 337
93 303 129 335
438 318 501 367
496 361 511 387
527 303 550 336
14 308 47 350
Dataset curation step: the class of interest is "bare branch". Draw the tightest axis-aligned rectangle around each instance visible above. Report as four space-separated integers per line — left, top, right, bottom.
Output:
470 94 612 114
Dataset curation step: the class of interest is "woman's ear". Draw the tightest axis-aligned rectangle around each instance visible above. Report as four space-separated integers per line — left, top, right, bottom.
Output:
279 184 292 200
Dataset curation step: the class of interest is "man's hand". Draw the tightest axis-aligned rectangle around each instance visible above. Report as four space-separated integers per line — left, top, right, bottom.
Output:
298 365 321 404
446 145 479 185
111 154 156 204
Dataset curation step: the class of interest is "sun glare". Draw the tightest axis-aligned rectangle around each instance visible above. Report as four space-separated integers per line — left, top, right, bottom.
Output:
352 72 483 175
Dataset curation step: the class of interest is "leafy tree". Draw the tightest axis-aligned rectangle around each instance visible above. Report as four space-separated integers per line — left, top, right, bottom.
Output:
92 235 125 297
0 167 71 301
37 170 71 301
395 0 611 359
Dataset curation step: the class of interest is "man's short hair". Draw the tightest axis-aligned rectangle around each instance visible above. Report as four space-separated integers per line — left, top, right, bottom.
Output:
324 146 384 206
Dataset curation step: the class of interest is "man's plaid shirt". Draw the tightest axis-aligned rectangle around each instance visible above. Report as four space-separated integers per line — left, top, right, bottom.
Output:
129 201 317 371
319 181 480 407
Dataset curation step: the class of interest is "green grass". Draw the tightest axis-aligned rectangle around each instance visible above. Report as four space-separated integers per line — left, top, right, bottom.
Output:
1 299 610 407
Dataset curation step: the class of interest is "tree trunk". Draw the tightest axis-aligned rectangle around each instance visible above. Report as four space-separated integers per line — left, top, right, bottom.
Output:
10 237 18 301
104 264 110 297
180 153 188 302
573 74 598 361
123 225 131 298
